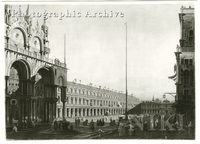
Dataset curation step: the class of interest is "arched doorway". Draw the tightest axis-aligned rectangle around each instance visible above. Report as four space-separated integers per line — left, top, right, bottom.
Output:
34 67 55 122
6 60 31 126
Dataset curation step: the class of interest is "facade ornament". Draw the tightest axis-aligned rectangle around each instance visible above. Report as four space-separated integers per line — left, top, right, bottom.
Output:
5 26 10 37
5 5 12 25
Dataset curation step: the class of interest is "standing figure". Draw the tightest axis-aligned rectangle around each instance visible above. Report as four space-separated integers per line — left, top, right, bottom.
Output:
155 118 159 129
188 121 193 138
143 121 148 138
129 123 135 136
118 123 123 136
77 118 80 128
75 118 77 128
69 123 73 131
90 119 95 132
150 119 154 130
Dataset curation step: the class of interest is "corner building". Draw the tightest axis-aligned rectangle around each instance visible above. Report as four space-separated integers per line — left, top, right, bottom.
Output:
5 5 68 128
169 6 195 123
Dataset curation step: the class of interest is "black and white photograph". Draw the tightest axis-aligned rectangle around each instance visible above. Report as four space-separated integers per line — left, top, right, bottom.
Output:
2 1 197 140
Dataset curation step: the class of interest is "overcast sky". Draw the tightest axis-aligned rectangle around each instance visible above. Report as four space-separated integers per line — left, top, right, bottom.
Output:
10 2 195 101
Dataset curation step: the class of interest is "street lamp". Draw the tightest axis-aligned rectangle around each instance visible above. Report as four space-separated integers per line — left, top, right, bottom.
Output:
163 92 176 101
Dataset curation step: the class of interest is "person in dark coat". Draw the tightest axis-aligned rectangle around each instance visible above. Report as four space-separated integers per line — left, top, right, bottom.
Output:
69 123 73 131
77 118 80 128
143 121 148 131
90 119 95 132
143 121 148 138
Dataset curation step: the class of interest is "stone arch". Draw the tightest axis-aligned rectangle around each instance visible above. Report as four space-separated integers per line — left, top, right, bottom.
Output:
33 64 48 76
6 59 32 124
57 73 66 86
57 75 64 86
6 57 31 78
33 65 54 84
9 26 28 48
7 59 31 79
32 36 43 52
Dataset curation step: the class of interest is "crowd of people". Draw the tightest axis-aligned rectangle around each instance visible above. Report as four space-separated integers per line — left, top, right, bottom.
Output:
9 114 194 139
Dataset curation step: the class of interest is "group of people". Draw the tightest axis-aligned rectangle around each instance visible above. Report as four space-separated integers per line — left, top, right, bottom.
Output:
96 118 105 126
75 117 81 128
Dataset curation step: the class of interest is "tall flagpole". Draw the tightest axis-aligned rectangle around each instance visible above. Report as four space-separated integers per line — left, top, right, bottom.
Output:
64 34 66 67
125 22 128 120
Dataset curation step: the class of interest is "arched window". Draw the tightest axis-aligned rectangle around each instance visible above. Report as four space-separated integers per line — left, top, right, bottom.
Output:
71 97 73 104
58 76 64 86
79 98 81 105
10 28 25 48
33 36 41 50
190 70 194 85
184 70 189 84
75 98 77 104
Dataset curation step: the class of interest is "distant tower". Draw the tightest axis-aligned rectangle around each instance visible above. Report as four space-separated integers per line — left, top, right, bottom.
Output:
152 95 154 102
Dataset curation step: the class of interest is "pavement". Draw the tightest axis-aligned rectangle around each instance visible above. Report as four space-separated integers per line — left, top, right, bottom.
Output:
39 122 116 139
6 114 195 140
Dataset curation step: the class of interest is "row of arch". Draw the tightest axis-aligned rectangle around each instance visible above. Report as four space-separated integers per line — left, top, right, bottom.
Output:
57 96 125 108
66 87 120 100
6 59 66 126
57 107 126 118
6 58 66 86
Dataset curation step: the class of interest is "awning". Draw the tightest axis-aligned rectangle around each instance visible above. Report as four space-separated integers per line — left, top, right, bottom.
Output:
168 71 177 79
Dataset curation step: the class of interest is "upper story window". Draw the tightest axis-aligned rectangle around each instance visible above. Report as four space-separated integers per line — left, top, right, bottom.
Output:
75 98 77 104
71 97 73 104
184 89 189 95
10 28 25 48
79 98 81 105
184 70 190 84
188 29 194 46
181 59 193 65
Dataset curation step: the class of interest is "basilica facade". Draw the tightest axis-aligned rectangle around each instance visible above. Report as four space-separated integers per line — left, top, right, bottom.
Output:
5 5 68 128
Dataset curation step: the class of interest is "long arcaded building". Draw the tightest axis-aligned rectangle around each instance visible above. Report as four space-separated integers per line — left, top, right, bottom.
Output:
56 80 140 118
